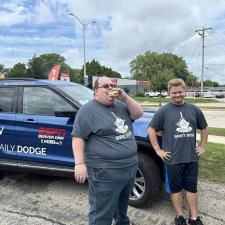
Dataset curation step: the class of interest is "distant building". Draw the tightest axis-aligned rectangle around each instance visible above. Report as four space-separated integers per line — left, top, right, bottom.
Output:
0 72 5 79
92 76 150 95
60 72 70 82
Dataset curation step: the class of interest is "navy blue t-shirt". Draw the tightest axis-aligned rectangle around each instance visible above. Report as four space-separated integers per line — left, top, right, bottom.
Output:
72 99 138 168
150 102 208 165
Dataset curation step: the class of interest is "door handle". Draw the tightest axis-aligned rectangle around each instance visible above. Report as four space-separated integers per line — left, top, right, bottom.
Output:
23 119 38 124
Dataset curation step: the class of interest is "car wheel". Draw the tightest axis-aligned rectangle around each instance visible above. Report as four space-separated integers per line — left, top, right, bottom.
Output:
129 152 162 207
0 172 4 180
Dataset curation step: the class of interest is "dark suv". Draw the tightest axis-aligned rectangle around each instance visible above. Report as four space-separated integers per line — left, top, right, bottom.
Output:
0 78 162 207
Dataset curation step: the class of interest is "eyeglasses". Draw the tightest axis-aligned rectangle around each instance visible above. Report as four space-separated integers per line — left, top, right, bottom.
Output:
97 83 117 89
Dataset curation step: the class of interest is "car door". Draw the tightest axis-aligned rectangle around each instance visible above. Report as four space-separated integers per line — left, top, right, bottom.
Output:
16 86 76 167
0 86 17 161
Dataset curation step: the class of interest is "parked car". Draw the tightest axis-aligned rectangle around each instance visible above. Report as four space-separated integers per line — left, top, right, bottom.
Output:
0 78 163 207
194 92 201 98
215 93 225 98
203 92 214 98
144 91 167 98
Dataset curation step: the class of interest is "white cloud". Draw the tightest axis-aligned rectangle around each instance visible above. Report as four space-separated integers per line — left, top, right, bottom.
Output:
0 2 30 26
33 1 55 24
62 48 83 68
1 0 225 83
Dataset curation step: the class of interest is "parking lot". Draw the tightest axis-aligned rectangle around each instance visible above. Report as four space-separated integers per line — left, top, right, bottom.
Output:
0 172 224 225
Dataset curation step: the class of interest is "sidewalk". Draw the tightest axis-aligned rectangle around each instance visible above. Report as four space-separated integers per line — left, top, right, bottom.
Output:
196 133 225 144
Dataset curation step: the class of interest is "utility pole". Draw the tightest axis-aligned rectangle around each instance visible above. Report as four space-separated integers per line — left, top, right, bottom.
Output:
195 27 212 97
69 13 96 86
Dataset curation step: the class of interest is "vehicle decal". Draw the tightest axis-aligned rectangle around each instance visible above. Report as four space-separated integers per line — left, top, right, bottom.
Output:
0 127 4 135
38 127 66 145
0 144 47 156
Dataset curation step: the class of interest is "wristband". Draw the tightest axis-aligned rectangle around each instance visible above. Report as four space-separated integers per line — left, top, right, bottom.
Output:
75 162 84 166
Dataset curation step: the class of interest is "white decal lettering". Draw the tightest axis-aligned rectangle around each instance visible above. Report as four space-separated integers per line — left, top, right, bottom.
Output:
0 144 15 152
0 127 4 135
0 144 47 155
17 146 46 155
174 133 195 139
116 131 132 140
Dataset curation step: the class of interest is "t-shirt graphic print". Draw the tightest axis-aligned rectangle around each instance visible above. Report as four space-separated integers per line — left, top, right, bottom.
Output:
176 112 192 133
112 112 129 134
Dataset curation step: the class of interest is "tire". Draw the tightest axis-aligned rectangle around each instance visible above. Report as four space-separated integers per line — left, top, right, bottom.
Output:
0 172 4 180
129 152 162 207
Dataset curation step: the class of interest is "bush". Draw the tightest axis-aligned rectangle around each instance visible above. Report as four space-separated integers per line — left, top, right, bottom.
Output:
135 93 144 97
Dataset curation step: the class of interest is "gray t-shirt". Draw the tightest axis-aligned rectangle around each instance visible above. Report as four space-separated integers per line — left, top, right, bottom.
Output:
150 102 208 165
71 99 138 168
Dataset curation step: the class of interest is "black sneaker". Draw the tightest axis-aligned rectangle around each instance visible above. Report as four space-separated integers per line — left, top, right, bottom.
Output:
188 216 204 225
175 215 187 225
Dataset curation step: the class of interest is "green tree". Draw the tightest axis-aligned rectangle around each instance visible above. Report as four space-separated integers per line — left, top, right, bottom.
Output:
159 53 190 81
27 53 69 79
186 74 198 88
82 59 121 87
150 66 174 105
130 51 158 81
130 51 193 83
8 63 27 78
70 69 83 83
204 79 219 87
27 55 46 79
0 64 4 72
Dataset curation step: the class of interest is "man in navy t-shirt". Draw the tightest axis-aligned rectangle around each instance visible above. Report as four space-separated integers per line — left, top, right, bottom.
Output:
149 79 208 225
72 76 143 225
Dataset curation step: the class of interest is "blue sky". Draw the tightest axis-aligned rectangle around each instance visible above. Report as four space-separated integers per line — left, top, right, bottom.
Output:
1 0 225 84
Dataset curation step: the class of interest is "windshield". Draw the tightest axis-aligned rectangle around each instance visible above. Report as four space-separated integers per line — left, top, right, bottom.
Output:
56 84 94 105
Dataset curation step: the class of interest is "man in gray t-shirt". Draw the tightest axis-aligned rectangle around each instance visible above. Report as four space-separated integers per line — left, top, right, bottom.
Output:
71 76 143 225
149 79 208 225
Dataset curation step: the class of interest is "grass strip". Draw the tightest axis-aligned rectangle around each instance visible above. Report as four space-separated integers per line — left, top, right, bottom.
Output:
199 142 225 183
207 127 225 137
196 127 225 137
133 96 219 104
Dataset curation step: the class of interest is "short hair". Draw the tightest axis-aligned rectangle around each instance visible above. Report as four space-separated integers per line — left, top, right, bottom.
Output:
93 76 109 91
168 78 186 93
93 77 100 91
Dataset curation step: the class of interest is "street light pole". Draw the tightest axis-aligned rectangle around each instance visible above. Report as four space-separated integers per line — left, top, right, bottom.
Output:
69 13 95 86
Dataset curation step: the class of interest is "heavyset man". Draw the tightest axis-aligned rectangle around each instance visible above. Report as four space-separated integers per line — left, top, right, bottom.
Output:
72 76 143 225
148 78 208 225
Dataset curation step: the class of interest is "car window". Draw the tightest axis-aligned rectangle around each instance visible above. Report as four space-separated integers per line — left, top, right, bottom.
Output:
56 84 93 105
23 87 75 115
0 87 15 113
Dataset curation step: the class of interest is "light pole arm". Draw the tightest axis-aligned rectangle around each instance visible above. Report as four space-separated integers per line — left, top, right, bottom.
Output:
69 12 96 86
69 13 84 26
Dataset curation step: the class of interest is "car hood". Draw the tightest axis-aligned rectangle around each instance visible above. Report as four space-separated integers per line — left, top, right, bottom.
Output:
132 109 156 140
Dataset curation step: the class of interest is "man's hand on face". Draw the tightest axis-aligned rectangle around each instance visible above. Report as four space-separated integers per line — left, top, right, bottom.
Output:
116 88 128 101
